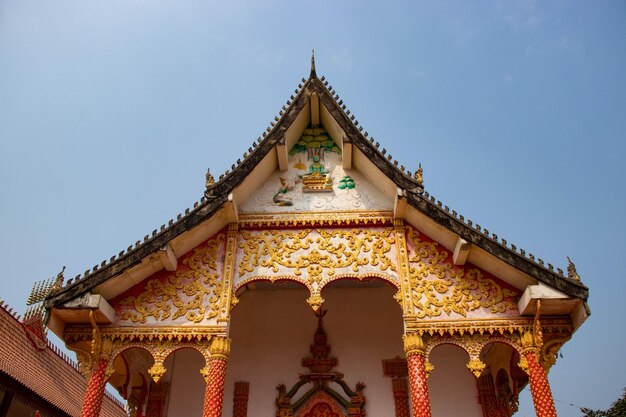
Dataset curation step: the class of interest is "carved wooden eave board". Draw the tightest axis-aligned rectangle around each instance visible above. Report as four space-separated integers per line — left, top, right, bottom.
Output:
44 61 589 337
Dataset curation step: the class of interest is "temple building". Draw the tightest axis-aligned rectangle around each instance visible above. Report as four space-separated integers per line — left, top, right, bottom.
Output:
41 54 589 417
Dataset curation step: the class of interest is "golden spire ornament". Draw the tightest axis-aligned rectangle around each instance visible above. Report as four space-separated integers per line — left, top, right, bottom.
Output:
414 163 424 186
205 168 215 189
567 257 581 281
310 48 317 77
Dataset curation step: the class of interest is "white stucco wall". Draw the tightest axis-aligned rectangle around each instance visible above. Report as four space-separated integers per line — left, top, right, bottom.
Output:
223 284 405 417
428 344 483 417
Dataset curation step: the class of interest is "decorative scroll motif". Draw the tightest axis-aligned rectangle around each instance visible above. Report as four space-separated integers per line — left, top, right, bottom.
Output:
405 227 519 319
117 234 226 324
237 227 399 310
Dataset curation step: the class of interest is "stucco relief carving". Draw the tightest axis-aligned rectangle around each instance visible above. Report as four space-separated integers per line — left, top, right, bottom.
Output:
113 233 226 326
405 226 520 320
239 128 392 213
234 227 400 310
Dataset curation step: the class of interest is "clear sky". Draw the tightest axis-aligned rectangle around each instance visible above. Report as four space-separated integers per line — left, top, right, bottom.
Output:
1 1 624 415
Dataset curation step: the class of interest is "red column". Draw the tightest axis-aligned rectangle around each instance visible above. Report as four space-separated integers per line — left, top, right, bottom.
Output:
391 378 410 417
202 337 231 417
524 352 557 417
80 358 108 417
404 333 432 417
232 381 249 417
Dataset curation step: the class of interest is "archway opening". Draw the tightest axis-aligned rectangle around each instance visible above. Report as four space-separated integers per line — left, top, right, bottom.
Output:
163 347 206 417
226 275 403 417
477 341 528 417
429 343 483 417
109 347 153 417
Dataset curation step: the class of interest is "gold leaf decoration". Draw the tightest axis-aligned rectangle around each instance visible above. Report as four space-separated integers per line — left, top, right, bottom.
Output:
406 227 518 318
119 234 225 324
238 228 397 286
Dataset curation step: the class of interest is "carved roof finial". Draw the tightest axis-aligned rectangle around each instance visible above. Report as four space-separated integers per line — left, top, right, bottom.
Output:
310 48 317 78
50 266 65 293
567 257 581 281
414 163 424 186
205 168 215 189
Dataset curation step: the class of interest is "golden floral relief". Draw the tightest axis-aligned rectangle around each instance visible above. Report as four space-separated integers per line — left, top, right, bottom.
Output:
406 227 519 319
236 228 398 288
116 234 226 324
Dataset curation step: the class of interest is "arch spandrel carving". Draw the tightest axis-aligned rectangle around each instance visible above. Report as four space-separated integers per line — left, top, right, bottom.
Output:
110 233 227 326
404 226 521 320
234 227 400 290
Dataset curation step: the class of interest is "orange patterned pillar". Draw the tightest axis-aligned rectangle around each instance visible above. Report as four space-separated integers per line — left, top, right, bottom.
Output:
519 330 557 417
80 358 109 417
522 351 557 417
232 381 249 417
404 333 432 417
201 337 231 417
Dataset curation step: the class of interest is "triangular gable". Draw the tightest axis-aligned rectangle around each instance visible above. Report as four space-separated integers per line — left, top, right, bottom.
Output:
239 125 393 213
45 57 588 324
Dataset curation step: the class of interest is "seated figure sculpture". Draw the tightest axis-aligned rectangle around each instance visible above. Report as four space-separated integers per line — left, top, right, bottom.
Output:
301 155 332 192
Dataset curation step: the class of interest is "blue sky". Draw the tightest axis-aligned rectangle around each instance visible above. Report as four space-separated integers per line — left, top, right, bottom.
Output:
1 1 624 415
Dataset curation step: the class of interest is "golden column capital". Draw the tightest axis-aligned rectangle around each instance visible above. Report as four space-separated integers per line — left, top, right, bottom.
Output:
209 336 231 359
393 218 405 229
403 333 426 356
520 330 539 354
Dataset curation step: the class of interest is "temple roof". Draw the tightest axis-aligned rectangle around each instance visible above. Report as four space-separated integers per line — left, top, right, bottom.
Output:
44 58 588 312
0 300 125 417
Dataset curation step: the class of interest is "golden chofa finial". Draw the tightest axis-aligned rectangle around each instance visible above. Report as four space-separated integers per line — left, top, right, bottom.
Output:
50 266 66 293
413 163 424 186
567 257 581 281
310 48 317 78
205 168 215 189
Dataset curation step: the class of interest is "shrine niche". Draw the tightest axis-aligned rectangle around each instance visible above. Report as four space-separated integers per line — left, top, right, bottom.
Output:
275 310 365 417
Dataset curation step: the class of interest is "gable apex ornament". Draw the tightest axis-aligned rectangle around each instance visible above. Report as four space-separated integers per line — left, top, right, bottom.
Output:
567 257 581 281
310 48 317 78
205 168 216 197
414 163 424 186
